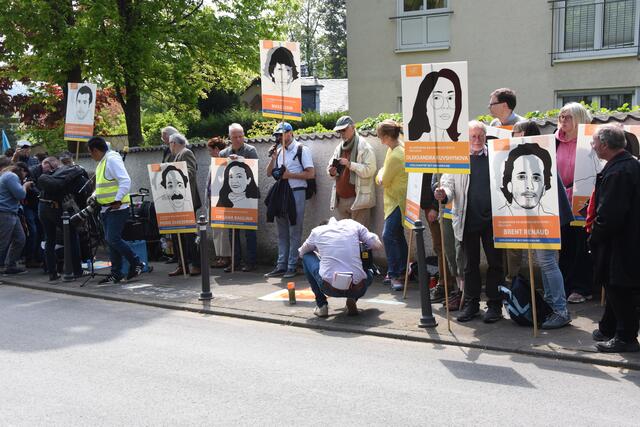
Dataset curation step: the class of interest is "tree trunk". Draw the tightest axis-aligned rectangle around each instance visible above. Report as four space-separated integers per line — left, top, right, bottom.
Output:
123 84 142 146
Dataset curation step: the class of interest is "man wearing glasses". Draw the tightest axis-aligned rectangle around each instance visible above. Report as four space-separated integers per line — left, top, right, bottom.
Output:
327 115 377 229
488 88 524 128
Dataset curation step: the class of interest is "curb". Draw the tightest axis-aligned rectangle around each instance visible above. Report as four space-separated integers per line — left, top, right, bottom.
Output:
3 280 639 371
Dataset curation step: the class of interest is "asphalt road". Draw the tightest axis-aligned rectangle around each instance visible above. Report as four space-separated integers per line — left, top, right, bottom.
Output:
1 285 638 426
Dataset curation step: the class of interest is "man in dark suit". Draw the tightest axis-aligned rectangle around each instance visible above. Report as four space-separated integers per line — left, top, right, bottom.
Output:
167 133 202 276
589 124 640 353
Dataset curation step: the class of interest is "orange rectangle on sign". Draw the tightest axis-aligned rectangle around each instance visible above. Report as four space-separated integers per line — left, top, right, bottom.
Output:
583 124 600 136
404 199 421 227
405 141 470 173
210 207 258 230
493 139 511 152
572 195 589 221
498 125 513 131
156 211 196 234
149 164 161 172
64 123 93 135
492 216 561 249
262 94 302 113
405 64 423 77
262 40 273 49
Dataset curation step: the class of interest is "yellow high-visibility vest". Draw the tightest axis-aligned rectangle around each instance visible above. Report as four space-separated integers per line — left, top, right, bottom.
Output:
95 152 130 205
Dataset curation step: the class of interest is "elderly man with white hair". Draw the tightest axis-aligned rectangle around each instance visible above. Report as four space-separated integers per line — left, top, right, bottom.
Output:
167 133 202 276
434 120 505 324
218 123 259 272
161 126 180 163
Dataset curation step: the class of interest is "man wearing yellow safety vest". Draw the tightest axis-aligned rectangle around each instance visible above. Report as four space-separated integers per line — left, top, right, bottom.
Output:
88 137 147 284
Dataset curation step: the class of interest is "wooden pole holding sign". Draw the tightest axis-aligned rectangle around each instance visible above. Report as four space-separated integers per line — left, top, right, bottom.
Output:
402 232 414 300
439 200 451 332
177 235 188 278
527 249 538 337
231 229 236 273
75 140 80 161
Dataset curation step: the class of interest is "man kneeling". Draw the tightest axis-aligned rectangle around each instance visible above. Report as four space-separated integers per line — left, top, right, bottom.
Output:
299 218 382 317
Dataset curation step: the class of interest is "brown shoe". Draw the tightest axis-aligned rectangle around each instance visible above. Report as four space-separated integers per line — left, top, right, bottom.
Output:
345 298 358 316
189 267 201 276
168 266 187 277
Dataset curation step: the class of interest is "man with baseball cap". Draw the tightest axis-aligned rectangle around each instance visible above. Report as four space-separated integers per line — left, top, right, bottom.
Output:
265 122 315 279
11 140 39 168
327 115 376 228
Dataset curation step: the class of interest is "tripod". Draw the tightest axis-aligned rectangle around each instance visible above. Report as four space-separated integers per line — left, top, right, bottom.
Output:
80 212 109 287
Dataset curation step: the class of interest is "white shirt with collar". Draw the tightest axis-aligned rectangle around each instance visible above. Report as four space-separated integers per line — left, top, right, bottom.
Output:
274 139 314 189
298 218 382 285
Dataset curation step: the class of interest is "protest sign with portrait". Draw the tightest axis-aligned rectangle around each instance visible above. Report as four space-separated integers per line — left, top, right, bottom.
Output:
64 82 97 141
572 124 607 225
260 40 302 121
488 135 561 249
404 172 423 229
210 158 259 230
147 161 197 234
401 61 469 173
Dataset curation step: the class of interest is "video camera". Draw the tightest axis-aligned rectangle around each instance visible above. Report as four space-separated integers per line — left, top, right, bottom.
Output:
331 158 346 175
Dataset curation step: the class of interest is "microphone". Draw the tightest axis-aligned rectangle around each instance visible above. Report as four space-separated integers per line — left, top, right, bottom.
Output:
121 145 129 162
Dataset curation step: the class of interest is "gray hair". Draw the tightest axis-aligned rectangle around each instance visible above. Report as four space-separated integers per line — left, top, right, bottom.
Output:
559 102 592 128
595 124 626 150
161 126 179 138
468 120 487 135
43 156 61 170
169 133 188 145
228 123 244 134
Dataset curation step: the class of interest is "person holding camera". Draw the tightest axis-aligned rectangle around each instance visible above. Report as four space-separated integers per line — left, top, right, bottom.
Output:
299 217 382 317
0 162 32 274
327 116 377 229
37 156 88 281
87 137 146 284
264 122 315 279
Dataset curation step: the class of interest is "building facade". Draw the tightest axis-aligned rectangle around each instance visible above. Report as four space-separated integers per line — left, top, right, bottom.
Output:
347 0 640 120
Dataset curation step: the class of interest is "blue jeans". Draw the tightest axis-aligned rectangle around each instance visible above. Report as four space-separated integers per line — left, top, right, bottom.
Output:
0 212 26 269
382 207 408 278
229 229 257 266
302 252 373 307
101 208 140 279
534 249 568 317
275 189 305 270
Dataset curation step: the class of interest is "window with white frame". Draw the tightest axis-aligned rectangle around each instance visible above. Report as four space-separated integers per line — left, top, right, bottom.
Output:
551 0 640 61
557 88 637 109
395 0 451 51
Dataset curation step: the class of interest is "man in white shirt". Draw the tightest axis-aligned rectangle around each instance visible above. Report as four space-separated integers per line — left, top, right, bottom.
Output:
88 136 146 284
299 217 382 317
265 122 315 279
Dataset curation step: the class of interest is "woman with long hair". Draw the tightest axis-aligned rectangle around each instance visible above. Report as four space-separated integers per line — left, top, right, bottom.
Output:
375 119 409 291
216 161 260 209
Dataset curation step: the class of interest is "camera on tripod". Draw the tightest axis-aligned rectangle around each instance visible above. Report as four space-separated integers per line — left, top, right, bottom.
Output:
70 195 100 227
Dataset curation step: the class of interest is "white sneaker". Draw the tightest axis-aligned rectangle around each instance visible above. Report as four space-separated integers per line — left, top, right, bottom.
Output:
313 304 329 318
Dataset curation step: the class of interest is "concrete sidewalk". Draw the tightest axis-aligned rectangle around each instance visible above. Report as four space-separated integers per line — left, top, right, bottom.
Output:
2 261 639 370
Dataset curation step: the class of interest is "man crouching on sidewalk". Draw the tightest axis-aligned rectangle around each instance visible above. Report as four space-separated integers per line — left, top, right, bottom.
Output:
299 218 382 317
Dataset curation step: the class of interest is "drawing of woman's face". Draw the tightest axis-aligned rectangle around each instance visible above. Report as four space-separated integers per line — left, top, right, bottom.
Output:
430 77 456 130
508 155 545 209
228 166 250 194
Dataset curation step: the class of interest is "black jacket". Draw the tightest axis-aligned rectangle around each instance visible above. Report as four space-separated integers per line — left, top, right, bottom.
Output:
589 151 640 288
264 178 296 225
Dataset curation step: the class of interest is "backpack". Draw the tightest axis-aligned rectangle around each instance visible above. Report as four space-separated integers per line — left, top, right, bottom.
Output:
499 275 553 327
293 144 317 200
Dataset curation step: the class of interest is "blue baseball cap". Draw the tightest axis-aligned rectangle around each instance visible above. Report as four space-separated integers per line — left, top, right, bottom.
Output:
273 122 293 134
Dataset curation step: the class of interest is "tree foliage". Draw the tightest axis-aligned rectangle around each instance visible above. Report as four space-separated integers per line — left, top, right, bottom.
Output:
0 0 293 146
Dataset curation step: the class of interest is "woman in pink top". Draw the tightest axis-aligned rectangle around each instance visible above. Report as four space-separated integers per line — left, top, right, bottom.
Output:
556 102 593 304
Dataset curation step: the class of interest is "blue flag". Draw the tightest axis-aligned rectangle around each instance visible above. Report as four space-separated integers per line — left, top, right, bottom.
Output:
1 129 10 154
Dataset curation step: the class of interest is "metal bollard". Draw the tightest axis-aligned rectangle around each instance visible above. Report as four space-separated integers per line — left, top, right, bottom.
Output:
62 213 74 282
197 215 213 301
413 220 437 328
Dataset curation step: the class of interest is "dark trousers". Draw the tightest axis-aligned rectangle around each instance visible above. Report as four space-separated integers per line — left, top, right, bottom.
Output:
559 224 593 296
172 233 200 269
229 229 257 266
39 203 82 277
23 205 42 262
599 286 639 341
462 222 503 307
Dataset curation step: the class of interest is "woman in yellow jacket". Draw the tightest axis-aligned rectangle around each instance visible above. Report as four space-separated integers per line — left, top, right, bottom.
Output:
376 119 408 291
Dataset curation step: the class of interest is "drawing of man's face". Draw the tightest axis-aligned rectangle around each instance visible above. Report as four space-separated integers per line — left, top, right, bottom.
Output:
228 165 250 194
164 169 187 210
75 91 92 121
430 77 455 129
508 155 545 209
274 63 294 88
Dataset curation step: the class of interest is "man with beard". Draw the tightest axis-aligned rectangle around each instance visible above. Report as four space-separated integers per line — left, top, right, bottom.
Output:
167 133 202 276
